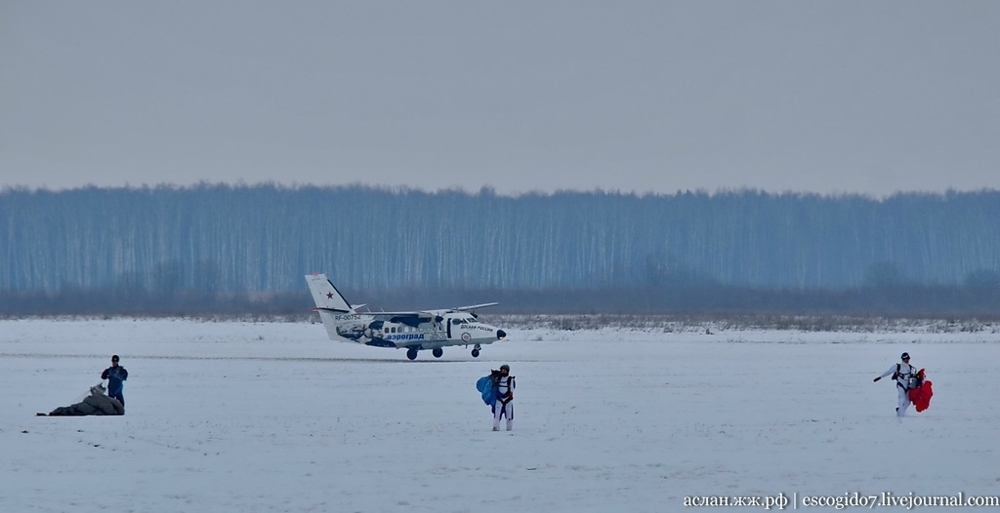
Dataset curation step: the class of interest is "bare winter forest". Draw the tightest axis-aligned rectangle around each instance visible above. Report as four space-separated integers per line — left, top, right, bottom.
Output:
1 184 998 317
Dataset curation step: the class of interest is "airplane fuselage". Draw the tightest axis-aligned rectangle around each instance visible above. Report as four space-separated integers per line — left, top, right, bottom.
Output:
324 311 502 350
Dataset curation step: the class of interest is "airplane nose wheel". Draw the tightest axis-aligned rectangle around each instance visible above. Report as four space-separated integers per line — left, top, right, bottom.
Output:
432 348 443 358
471 344 481 358
406 348 418 360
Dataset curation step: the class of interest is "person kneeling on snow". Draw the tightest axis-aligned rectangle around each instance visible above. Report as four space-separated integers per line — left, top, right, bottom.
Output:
492 364 515 431
45 383 124 416
873 352 918 417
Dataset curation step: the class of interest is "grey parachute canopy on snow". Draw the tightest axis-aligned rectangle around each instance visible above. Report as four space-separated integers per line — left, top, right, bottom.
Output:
45 383 124 416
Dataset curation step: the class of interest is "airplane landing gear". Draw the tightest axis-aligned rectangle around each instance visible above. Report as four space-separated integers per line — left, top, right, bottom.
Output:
432 348 443 358
471 344 481 358
406 348 418 360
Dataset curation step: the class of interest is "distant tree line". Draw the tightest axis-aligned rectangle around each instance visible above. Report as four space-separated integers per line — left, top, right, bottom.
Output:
2 281 999 318
1 184 999 316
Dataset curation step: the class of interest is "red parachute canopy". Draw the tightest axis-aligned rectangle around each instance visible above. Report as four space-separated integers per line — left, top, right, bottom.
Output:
907 368 934 413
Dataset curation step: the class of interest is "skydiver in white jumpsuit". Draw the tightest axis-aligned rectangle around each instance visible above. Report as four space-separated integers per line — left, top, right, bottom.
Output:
874 352 916 417
493 364 515 431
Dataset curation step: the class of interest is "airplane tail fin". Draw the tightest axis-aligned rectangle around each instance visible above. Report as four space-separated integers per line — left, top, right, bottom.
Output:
305 273 366 343
305 273 353 313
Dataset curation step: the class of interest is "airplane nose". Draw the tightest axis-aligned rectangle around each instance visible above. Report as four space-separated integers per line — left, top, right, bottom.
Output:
497 329 506 340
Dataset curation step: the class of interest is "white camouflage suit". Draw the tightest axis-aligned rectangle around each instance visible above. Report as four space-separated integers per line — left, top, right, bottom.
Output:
877 359 916 417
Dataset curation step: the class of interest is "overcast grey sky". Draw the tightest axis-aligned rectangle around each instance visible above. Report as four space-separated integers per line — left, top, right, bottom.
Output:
2 1 998 196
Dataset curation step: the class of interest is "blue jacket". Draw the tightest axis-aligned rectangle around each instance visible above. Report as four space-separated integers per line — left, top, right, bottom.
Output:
101 366 128 395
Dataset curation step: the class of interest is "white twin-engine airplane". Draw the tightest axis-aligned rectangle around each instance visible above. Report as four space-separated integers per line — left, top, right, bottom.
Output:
305 273 507 360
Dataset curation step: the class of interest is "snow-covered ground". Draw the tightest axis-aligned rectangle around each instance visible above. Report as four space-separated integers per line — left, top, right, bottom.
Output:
2 318 999 513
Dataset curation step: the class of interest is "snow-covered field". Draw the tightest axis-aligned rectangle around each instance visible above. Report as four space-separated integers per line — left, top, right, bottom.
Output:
2 318 999 513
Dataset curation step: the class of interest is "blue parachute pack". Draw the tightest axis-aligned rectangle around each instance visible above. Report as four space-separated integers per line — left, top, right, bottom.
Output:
476 374 497 406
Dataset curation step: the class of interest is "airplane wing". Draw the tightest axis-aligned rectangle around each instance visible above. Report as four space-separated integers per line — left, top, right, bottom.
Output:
359 310 435 319
453 302 499 312
356 303 497 317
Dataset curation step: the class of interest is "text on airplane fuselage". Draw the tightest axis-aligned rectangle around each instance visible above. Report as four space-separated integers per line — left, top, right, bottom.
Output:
386 333 426 341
